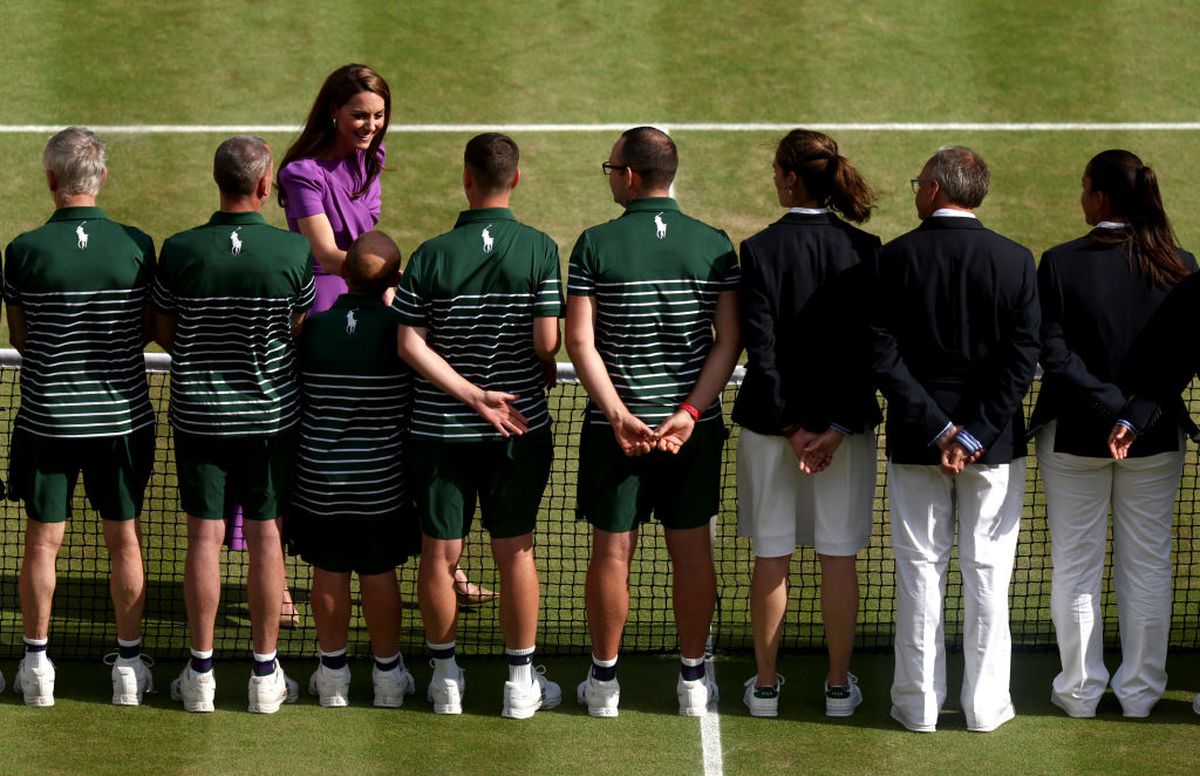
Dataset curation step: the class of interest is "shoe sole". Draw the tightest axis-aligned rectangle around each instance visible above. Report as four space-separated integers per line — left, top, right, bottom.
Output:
889 705 935 733
374 696 403 708
113 692 143 706
743 700 778 717
576 685 618 717
17 679 54 707
317 695 349 708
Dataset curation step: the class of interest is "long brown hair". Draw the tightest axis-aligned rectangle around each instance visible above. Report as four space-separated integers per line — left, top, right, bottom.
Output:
1086 149 1190 287
775 129 874 222
276 64 391 206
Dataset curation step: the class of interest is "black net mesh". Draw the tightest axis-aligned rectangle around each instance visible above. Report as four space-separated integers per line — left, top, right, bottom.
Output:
0 356 1197 660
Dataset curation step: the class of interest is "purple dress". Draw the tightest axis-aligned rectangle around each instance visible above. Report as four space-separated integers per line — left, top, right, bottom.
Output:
278 146 384 313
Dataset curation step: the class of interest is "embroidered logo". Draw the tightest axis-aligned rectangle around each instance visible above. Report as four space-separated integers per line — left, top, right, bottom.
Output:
482 224 494 253
230 228 243 255
345 309 358 334
76 222 89 249
654 213 667 240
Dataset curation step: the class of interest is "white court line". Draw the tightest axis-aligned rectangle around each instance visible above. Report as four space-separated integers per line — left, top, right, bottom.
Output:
701 658 724 776
3 122 1200 134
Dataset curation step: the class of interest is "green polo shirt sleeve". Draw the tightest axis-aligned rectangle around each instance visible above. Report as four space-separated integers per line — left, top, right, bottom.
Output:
294 259 316 315
534 239 563 317
151 239 180 314
4 240 26 305
392 248 431 327
714 233 740 288
566 231 596 297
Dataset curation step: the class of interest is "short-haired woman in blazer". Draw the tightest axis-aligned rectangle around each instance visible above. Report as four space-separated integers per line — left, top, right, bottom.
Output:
733 130 882 718
1031 149 1196 718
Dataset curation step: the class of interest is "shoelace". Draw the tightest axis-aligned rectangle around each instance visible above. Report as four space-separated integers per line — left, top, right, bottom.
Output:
102 651 155 669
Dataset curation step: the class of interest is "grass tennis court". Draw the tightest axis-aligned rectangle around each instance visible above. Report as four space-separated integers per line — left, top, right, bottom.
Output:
3 1 1200 774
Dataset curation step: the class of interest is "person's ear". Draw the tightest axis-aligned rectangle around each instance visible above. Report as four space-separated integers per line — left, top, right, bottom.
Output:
510 167 521 192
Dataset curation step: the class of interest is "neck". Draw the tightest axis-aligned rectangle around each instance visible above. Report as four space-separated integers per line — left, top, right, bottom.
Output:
54 193 97 209
219 195 263 213
632 186 672 201
933 202 973 214
466 191 511 210
788 197 823 209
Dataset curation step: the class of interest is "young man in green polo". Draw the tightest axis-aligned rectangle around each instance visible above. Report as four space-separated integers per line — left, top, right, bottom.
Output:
4 127 156 707
153 135 314 714
566 126 741 717
293 230 417 709
395 132 563 718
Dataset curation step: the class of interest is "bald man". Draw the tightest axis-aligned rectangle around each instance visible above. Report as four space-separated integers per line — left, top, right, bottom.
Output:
291 231 418 709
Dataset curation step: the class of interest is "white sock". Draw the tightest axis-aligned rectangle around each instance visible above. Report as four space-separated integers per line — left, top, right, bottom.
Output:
506 646 535 684
428 641 457 674
23 637 48 668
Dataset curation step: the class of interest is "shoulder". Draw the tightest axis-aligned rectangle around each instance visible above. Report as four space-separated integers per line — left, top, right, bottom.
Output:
1177 247 1198 272
832 217 882 248
115 222 155 251
278 157 326 187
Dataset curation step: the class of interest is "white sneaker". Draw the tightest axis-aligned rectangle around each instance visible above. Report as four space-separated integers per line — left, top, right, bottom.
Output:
502 666 562 719
678 672 719 717
1193 693 1199 715
0 669 5 694
248 662 299 714
825 673 863 717
372 663 416 708
106 652 155 706
14 657 55 707
170 665 215 713
427 662 465 714
576 669 620 718
742 674 784 718
308 664 351 708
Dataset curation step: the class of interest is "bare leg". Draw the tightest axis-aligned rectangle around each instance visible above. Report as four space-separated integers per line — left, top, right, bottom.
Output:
491 533 538 649
419 536 463 644
19 518 66 640
664 525 716 659
585 527 637 660
183 516 226 652
360 571 402 658
750 554 791 686
243 517 285 655
103 519 146 642
819 553 860 686
311 569 352 653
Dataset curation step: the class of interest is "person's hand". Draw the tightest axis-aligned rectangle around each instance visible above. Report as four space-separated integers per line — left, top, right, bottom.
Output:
653 410 696 454
797 428 845 474
611 412 656 456
471 390 527 437
786 427 819 463
940 443 969 476
1108 423 1137 460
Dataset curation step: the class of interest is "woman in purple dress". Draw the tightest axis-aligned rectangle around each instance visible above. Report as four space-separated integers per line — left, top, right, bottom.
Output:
277 63 390 312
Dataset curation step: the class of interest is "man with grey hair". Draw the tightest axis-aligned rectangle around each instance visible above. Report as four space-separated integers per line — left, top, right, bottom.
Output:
153 135 314 713
871 145 1039 733
3 127 156 706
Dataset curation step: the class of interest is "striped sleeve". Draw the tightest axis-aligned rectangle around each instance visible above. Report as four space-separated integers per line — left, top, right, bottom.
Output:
3 242 22 305
293 271 316 315
566 232 595 297
716 239 741 288
151 270 176 314
534 243 563 317
392 253 429 327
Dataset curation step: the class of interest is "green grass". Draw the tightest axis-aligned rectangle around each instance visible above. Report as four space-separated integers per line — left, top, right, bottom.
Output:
1 654 1197 776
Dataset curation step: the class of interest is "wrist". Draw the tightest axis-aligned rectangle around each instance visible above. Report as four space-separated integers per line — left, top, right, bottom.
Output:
679 402 701 421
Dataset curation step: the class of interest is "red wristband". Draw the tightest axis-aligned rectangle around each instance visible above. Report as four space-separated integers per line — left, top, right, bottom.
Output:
679 402 701 421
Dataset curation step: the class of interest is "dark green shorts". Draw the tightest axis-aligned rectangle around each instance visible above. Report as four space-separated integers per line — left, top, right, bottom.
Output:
577 418 725 532
7 426 155 523
287 507 417 575
409 429 552 540
174 429 296 521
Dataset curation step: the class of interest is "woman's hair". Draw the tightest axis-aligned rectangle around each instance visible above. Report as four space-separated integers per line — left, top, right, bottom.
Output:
1086 149 1190 287
277 64 390 206
775 129 874 222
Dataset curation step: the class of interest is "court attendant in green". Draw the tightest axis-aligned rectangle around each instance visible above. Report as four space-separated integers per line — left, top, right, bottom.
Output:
153 136 314 715
293 231 418 709
566 127 741 718
395 133 564 719
3 128 156 707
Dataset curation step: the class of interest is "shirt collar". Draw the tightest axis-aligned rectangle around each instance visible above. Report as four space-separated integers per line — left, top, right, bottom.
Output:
455 207 516 227
931 208 977 219
788 206 830 215
207 211 268 226
624 197 680 214
48 206 108 223
330 292 388 311
1095 220 1129 230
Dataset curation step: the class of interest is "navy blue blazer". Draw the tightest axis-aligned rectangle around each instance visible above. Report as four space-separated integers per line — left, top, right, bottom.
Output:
870 215 1040 465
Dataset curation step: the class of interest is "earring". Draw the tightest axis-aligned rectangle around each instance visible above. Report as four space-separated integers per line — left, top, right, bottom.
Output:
332 117 337 128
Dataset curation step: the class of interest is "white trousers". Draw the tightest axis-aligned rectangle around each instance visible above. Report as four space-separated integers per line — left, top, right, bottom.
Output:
1036 424 1184 717
889 461 1024 731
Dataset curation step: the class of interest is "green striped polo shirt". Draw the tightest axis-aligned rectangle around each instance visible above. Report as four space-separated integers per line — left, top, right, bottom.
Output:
567 197 740 426
393 207 563 441
291 294 410 518
3 206 155 438
152 211 315 436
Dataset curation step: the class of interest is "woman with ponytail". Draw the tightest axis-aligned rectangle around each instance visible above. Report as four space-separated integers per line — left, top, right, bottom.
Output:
733 129 881 718
1031 149 1196 718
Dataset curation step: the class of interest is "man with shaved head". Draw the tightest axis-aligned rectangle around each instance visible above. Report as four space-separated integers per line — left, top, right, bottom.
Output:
291 230 417 709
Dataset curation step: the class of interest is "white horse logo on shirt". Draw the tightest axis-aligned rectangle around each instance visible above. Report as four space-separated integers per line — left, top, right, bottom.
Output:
482 225 494 253
76 222 89 249
346 309 358 334
230 228 243 255
654 213 667 240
